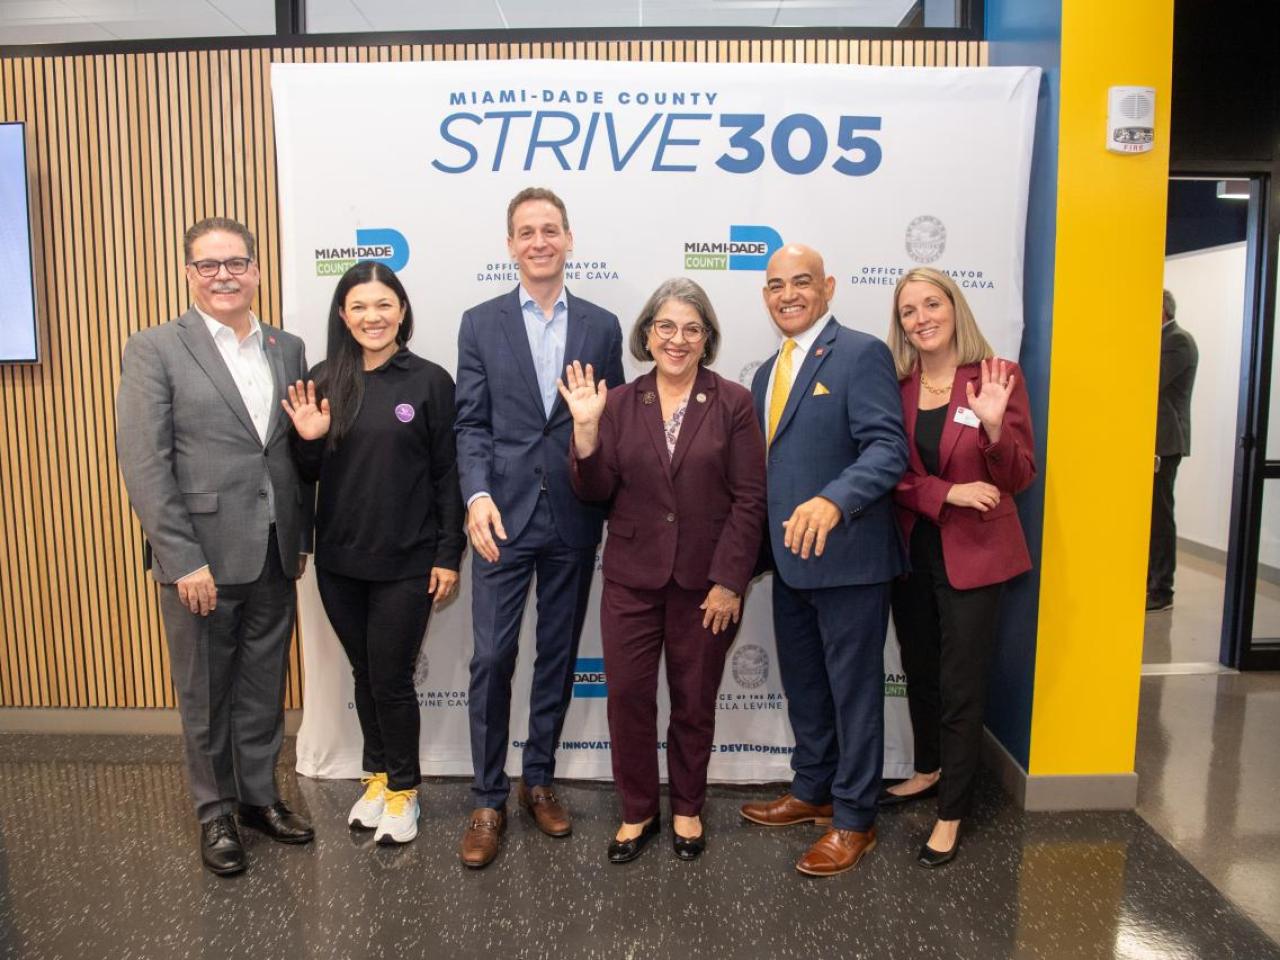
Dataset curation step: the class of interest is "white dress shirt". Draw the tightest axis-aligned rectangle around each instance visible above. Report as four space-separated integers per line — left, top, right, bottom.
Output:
199 308 275 446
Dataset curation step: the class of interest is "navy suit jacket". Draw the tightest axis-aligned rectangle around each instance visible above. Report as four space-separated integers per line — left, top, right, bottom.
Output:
751 316 909 589
455 286 625 549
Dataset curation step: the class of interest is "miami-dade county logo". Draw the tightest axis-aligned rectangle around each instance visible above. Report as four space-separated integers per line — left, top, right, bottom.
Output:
315 228 410 276
905 215 946 264
738 359 763 389
684 225 782 271
731 644 769 689
885 671 908 698
573 658 607 698
413 651 429 688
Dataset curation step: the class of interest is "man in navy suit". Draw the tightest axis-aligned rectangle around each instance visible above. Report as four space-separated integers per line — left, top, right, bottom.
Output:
454 187 625 868
740 244 908 876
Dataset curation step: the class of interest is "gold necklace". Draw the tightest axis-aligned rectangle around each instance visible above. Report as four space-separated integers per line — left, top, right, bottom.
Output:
920 370 954 397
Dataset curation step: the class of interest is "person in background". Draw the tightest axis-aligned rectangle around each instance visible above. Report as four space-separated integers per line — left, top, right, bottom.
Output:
881 267 1036 868
283 260 464 846
561 278 766 863
1147 289 1198 612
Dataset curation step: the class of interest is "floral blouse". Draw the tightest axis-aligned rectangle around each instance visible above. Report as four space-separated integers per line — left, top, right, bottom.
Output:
663 397 689 458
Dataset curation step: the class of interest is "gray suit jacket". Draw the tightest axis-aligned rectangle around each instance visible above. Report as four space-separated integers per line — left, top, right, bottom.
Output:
1156 320 1198 458
116 308 313 585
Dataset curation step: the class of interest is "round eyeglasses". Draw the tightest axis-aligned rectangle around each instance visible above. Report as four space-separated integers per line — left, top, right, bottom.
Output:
652 320 707 343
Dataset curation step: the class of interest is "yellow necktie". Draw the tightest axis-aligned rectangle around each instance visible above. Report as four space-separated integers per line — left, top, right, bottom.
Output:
768 338 797 444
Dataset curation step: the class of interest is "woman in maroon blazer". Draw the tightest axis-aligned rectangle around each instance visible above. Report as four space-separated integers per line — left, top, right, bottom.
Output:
559 277 766 863
882 267 1036 868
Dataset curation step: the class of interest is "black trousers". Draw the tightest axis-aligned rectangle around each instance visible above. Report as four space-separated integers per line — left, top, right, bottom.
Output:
317 568 432 791
890 523 1003 821
1147 454 1181 603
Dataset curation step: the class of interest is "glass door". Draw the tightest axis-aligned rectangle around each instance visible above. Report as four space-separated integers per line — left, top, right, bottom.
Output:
1221 175 1280 669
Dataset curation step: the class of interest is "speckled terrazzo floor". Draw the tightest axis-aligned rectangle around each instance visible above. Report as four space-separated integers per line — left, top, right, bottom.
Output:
0 734 1275 960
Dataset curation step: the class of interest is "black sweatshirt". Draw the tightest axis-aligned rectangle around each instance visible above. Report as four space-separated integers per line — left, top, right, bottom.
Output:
294 349 466 580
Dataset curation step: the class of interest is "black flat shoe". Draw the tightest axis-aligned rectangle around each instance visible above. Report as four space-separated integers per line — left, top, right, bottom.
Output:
238 801 315 844
608 816 661 864
200 814 246 876
878 781 939 807
917 835 960 868
673 829 706 861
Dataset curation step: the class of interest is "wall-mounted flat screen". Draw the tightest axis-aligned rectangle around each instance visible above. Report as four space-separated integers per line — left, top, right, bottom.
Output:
0 122 38 363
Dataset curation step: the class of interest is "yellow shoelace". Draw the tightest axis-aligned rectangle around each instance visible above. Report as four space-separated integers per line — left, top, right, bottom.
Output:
359 773 387 802
383 788 416 817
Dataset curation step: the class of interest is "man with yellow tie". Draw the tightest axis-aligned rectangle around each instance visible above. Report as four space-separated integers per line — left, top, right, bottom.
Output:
741 244 909 876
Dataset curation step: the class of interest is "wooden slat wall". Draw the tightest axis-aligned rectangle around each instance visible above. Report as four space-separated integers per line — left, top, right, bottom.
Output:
0 37 987 710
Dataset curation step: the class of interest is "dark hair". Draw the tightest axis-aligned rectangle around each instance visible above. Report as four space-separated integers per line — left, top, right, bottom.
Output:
316 261 414 449
184 217 257 262
506 187 570 236
629 277 722 365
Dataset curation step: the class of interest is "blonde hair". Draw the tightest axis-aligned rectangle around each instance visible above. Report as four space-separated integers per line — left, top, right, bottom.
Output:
886 267 994 379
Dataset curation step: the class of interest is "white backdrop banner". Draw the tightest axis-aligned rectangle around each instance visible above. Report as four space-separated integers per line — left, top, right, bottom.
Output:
272 58 1039 784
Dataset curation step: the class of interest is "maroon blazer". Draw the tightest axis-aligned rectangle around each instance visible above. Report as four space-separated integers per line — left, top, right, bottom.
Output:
570 366 766 596
894 360 1037 590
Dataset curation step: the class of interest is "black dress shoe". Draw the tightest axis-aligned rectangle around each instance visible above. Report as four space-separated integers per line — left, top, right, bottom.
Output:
238 801 315 844
878 781 939 807
673 828 706 861
917 835 960 868
608 816 661 864
201 814 246 876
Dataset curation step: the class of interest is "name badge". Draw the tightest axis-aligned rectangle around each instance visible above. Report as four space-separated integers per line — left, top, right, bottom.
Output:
954 406 980 428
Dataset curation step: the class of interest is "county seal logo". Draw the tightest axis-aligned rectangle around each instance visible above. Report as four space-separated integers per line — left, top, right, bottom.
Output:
905 215 947 264
731 644 770 690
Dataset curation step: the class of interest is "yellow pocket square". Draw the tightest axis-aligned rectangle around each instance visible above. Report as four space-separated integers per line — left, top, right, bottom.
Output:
813 382 830 396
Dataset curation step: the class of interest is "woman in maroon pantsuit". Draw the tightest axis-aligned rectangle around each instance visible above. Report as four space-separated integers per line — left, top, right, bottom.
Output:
560 278 766 863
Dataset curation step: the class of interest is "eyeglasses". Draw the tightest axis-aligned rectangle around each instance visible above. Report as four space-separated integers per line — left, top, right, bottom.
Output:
652 320 707 343
189 257 253 278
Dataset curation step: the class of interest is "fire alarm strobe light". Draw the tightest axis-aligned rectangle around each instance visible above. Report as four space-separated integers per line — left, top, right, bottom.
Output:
1107 86 1156 154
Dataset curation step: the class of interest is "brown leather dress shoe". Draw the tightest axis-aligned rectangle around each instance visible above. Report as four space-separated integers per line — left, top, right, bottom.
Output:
518 782 572 837
796 826 877 877
459 807 506 868
740 793 834 827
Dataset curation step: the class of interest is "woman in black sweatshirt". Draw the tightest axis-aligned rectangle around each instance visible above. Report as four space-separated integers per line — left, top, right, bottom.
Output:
284 261 465 845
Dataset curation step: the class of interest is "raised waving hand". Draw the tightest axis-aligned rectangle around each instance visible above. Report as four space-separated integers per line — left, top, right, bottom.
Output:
281 380 331 440
965 358 1015 444
557 361 608 459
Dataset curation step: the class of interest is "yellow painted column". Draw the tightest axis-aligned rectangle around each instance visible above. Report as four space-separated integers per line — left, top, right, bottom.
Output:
1030 0 1174 776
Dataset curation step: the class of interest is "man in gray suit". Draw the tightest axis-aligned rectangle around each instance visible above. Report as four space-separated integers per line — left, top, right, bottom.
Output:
1148 288 1199 612
117 217 315 875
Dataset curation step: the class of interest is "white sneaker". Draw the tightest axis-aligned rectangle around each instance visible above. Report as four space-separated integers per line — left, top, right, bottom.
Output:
375 788 420 845
348 773 388 829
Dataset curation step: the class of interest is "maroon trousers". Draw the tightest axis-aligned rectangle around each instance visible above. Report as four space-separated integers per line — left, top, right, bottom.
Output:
601 576 736 822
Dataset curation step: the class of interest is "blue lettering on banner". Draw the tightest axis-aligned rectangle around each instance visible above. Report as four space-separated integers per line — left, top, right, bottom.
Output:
573 658 608 698
712 743 795 754
431 111 883 177
512 739 612 749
